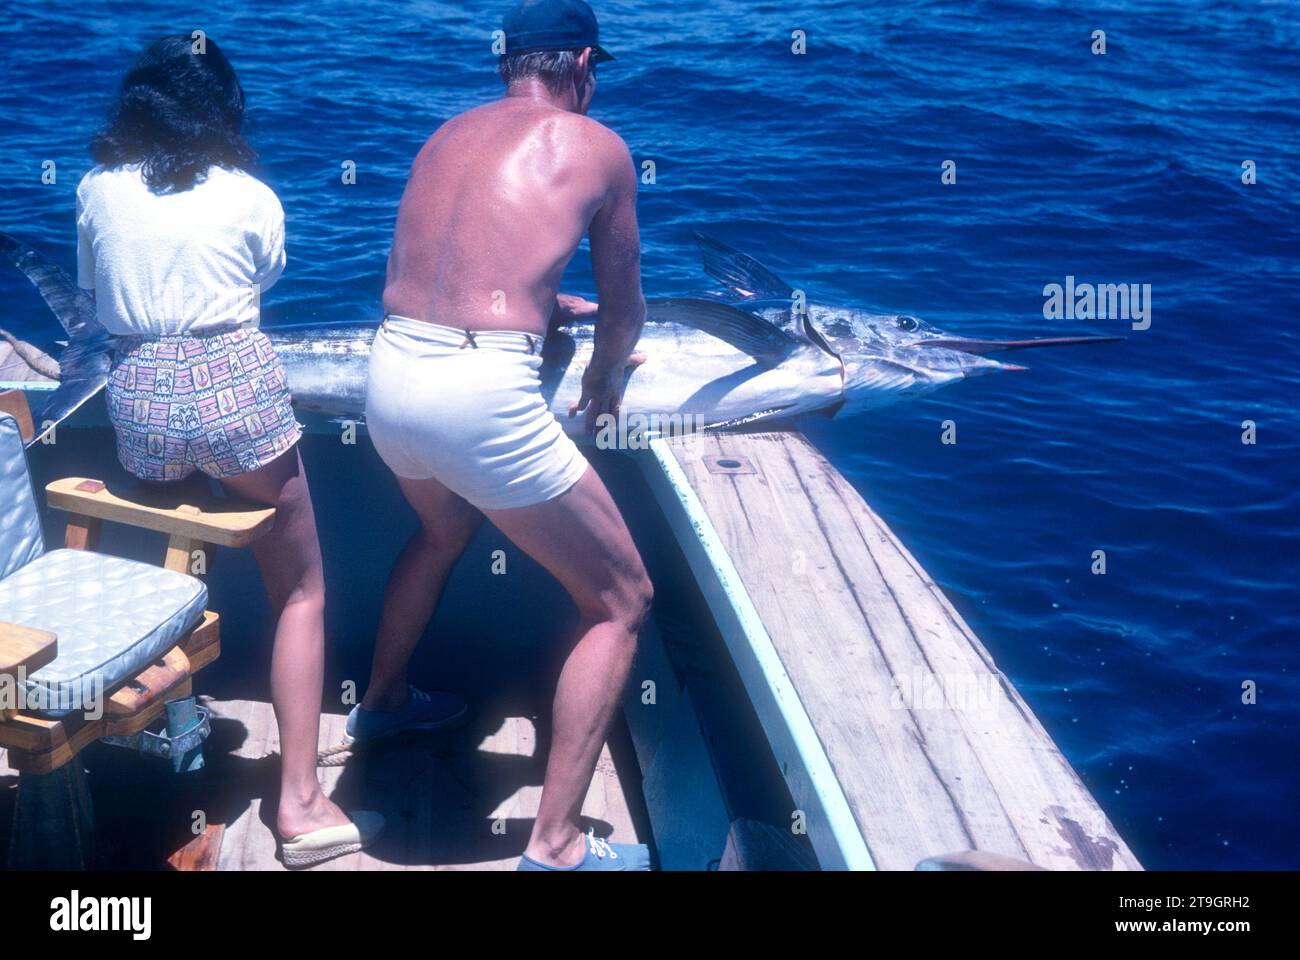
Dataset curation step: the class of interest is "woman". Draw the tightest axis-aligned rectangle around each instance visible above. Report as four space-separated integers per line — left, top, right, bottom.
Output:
77 33 381 868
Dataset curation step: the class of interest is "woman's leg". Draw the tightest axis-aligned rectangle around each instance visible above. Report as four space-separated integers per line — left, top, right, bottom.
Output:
219 445 350 838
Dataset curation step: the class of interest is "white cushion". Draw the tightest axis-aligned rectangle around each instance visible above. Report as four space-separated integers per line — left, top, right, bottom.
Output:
0 548 207 717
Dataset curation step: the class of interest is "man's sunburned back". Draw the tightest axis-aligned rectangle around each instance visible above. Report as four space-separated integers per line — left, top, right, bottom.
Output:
384 98 619 336
366 5 654 872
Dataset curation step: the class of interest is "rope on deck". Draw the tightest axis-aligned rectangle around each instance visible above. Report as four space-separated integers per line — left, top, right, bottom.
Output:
316 740 355 767
0 327 61 380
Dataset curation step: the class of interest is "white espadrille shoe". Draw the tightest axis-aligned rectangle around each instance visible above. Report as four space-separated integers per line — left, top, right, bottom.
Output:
279 811 385 869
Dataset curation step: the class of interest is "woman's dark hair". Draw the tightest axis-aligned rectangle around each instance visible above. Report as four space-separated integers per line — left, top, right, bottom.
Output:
90 33 255 193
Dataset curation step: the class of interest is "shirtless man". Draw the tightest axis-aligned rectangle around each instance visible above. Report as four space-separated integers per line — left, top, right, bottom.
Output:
355 0 653 870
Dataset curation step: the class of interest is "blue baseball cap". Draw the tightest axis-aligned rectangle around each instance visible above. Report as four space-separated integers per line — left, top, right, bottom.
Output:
502 0 614 64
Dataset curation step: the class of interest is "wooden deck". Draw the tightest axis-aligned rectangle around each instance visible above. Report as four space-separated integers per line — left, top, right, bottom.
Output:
0 697 637 871
643 430 1140 871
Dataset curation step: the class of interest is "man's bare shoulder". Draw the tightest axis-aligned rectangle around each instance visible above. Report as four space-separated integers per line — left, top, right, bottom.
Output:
530 114 631 200
424 103 492 143
557 112 632 166
411 102 631 188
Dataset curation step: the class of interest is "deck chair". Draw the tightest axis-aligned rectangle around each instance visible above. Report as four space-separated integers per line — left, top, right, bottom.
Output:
0 391 274 869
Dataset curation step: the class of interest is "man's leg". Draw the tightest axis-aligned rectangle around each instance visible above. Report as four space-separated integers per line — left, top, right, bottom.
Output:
360 475 483 711
482 468 654 867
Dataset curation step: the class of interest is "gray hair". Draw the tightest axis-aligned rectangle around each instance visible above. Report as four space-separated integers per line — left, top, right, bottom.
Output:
498 48 583 94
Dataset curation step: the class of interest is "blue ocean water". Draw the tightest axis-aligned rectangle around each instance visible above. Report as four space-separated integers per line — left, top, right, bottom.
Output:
1 0 1297 869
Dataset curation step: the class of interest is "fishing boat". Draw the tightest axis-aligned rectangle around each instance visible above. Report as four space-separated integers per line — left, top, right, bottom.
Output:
0 350 1139 871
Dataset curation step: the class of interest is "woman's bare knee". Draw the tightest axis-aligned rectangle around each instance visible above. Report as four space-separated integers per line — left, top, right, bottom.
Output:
228 450 326 611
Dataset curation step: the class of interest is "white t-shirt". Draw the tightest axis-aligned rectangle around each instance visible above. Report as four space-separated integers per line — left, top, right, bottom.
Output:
76 164 286 336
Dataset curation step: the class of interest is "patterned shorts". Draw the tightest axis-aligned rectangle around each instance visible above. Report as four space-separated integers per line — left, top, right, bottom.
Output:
106 328 302 481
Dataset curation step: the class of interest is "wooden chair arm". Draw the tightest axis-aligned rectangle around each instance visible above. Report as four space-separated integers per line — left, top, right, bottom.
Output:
0 622 57 676
46 477 275 548
0 390 36 444
1 623 57 721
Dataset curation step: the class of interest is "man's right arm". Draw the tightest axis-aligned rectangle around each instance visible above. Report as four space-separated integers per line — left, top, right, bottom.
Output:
569 133 646 433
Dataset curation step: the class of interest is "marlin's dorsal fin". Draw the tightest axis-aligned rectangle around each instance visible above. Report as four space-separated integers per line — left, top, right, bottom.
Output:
646 297 800 367
722 298 843 362
692 231 793 301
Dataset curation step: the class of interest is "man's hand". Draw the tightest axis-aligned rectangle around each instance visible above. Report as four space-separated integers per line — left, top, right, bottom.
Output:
568 353 646 434
554 293 599 321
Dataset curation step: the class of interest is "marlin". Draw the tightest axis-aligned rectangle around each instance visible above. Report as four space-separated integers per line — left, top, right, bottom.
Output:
0 230 1119 447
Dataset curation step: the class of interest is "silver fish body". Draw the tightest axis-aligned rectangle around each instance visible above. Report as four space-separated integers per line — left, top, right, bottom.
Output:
1 229 1121 448
267 308 846 438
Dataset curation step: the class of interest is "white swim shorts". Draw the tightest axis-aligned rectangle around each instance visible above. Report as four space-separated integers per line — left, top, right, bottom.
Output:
365 314 589 510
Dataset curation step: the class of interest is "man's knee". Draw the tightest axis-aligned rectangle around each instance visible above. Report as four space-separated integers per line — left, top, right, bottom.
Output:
627 572 653 633
579 565 652 635
417 510 480 554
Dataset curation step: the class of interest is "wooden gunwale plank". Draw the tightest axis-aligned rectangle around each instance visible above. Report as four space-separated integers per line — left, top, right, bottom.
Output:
745 433 1031 859
805 455 1124 864
640 437 875 871
654 430 1139 871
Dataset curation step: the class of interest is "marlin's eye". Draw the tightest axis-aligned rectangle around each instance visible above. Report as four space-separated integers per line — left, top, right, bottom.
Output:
896 316 919 332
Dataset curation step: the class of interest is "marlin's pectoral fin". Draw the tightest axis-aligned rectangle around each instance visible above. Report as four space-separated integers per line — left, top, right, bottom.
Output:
691 231 794 302
646 297 801 367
